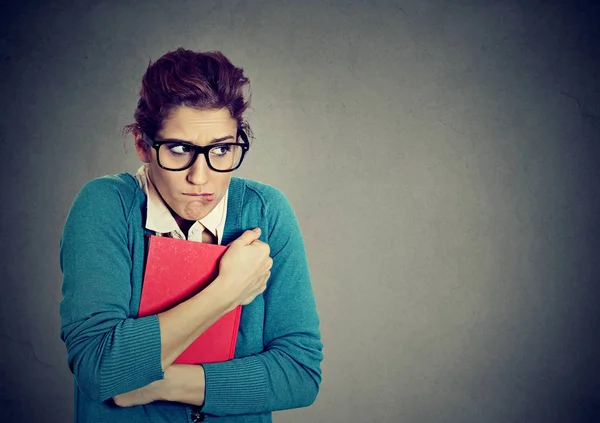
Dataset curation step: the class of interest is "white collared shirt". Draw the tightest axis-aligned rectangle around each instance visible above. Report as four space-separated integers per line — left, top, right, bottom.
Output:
135 164 228 244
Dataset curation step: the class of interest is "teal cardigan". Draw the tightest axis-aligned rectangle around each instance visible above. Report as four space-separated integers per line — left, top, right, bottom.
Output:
59 173 323 422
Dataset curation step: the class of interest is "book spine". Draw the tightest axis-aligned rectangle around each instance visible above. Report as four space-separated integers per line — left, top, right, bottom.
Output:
229 306 243 358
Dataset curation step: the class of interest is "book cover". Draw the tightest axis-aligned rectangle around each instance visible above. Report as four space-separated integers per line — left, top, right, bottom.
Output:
138 235 241 364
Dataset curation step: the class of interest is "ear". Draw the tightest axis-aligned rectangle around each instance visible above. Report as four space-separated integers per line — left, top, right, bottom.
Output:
133 131 153 163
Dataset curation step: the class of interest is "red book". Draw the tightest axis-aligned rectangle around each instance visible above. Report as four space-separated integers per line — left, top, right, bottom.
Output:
138 235 241 364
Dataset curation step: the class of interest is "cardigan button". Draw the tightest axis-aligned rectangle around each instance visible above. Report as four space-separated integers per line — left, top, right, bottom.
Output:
191 410 205 422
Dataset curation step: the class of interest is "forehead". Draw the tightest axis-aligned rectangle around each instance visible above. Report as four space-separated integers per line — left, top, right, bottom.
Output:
159 107 237 142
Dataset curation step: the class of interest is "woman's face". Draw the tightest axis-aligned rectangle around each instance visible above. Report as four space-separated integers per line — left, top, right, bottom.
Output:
134 106 238 224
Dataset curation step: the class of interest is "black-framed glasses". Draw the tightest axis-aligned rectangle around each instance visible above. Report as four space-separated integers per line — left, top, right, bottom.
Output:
141 130 250 172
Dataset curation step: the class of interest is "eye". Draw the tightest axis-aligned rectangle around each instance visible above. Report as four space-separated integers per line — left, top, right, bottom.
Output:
210 145 232 157
166 143 193 155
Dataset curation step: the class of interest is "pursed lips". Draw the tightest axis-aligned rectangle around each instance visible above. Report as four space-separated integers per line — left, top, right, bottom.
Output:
183 193 215 201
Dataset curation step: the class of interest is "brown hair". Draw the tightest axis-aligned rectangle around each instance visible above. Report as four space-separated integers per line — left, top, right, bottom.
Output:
123 48 252 140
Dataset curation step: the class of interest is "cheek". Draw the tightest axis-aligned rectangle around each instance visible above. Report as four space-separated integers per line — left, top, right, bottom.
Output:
150 166 180 197
215 173 232 193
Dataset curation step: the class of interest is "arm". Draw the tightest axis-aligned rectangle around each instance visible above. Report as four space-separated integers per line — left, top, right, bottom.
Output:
158 227 270 368
60 178 164 402
60 178 264 402
113 364 206 407
199 187 323 416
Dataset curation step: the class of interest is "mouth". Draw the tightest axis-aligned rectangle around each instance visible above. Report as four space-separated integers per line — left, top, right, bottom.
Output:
184 193 215 202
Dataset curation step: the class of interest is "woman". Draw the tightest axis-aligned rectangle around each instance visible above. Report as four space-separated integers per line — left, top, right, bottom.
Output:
59 48 323 423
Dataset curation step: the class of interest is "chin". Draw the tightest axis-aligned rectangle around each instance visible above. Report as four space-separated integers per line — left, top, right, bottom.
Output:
181 208 211 221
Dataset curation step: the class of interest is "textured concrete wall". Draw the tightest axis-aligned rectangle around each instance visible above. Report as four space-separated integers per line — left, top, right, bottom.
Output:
1 1 599 422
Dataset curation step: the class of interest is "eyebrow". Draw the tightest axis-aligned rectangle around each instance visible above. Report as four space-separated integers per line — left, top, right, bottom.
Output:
157 135 235 144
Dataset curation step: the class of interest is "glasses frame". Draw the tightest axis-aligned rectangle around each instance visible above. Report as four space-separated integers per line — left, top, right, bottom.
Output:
141 130 250 172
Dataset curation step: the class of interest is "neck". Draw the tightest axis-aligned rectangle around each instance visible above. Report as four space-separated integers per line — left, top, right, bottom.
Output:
174 215 195 238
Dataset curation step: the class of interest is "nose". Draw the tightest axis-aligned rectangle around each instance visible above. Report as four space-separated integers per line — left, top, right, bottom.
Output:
186 153 211 185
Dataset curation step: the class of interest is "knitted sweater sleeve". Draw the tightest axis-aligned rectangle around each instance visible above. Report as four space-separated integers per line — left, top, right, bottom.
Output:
201 186 323 416
59 177 164 402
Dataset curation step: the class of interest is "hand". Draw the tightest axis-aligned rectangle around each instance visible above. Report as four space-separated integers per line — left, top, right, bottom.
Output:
113 379 165 407
216 228 272 308
161 364 206 406
113 365 206 407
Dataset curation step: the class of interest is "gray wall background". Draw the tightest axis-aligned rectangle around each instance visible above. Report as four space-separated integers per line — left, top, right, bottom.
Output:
1 0 599 422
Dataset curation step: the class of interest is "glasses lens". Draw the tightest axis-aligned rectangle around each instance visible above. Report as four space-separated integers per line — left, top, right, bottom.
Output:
207 144 244 171
158 143 195 170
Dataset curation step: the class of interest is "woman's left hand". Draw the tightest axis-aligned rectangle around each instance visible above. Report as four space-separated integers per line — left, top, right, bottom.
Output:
112 379 166 407
113 364 206 407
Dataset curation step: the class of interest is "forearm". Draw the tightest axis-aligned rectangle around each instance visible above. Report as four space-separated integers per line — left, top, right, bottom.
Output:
95 277 233 402
63 289 228 402
200 336 322 416
113 364 205 407
158 279 235 370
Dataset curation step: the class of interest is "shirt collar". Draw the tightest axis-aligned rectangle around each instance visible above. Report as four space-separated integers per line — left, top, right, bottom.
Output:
135 164 227 237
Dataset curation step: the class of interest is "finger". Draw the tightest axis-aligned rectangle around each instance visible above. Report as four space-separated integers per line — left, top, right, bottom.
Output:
262 259 273 272
250 239 271 255
233 228 261 246
259 275 269 293
253 272 269 290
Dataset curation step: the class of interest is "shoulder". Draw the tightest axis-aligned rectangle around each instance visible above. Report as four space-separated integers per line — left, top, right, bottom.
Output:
69 172 143 218
78 172 140 197
231 178 302 248
231 177 291 213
